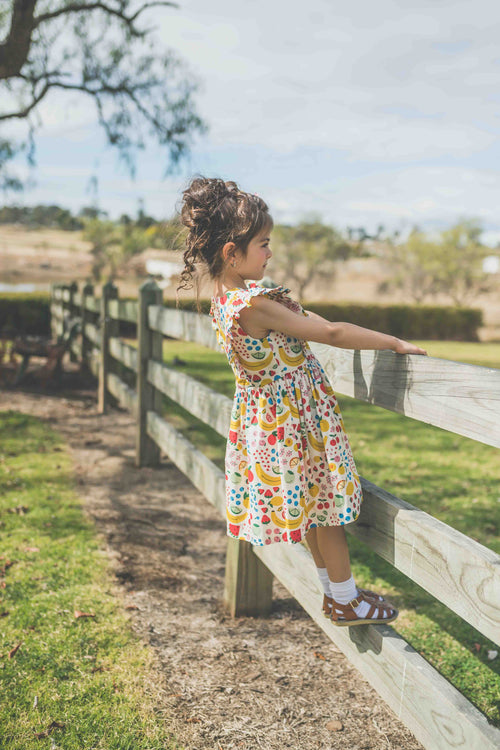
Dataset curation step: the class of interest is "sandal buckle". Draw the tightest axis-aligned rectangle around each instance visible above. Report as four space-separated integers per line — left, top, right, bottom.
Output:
349 597 360 608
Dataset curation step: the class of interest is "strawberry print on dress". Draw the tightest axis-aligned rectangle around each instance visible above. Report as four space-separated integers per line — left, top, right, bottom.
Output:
209 282 363 546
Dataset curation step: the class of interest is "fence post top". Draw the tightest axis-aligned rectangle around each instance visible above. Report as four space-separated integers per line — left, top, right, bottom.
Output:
139 279 162 295
102 280 118 296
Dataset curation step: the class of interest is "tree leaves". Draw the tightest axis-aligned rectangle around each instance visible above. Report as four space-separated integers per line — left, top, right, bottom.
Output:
0 1 207 191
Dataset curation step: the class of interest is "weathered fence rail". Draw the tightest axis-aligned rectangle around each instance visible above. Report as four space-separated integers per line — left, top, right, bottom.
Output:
51 280 500 750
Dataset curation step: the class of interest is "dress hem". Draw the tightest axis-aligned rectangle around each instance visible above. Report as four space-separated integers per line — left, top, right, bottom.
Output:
227 515 360 547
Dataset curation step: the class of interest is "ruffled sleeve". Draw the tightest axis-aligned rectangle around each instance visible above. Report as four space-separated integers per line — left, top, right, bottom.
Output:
211 283 307 382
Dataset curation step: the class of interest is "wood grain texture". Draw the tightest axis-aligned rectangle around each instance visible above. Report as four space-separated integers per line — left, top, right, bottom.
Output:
148 304 218 347
69 339 81 358
147 359 231 439
88 348 99 378
224 537 273 617
83 295 100 313
97 282 118 414
136 281 163 467
146 410 226 518
108 298 138 324
253 541 500 750
67 282 79 363
309 342 500 448
352 478 500 645
50 305 64 322
107 372 138 417
109 337 138 372
80 282 94 371
83 322 101 347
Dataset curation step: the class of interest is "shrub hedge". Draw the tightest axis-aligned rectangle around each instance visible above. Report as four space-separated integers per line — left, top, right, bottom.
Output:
169 297 483 342
0 292 483 341
0 293 51 337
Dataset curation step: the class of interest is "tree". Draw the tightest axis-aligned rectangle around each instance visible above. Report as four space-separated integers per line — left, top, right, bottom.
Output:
82 217 120 281
377 229 443 303
154 214 185 251
0 1 207 191
0 202 83 228
437 219 494 306
270 216 353 300
378 219 494 306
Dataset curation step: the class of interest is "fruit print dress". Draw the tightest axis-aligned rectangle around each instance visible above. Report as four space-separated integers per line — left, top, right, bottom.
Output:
209 282 363 546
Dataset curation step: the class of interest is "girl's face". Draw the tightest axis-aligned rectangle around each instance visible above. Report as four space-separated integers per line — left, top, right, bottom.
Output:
236 227 272 280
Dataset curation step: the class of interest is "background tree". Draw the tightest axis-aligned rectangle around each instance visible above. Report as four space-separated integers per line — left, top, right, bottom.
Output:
377 229 443 303
0 1 207 191
437 219 494 306
271 215 353 300
378 219 495 306
82 217 120 281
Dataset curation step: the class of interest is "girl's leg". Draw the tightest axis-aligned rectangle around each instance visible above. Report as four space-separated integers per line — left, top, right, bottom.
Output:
306 527 331 603
306 525 351 580
315 525 352 582
305 526 325 567
307 524 396 623
307 525 353 608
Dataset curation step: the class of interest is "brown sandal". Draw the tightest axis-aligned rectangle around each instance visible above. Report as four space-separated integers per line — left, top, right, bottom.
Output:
329 591 398 627
322 588 391 619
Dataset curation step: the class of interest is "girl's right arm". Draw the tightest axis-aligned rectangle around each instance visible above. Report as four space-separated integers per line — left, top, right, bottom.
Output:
239 297 427 355
303 308 427 354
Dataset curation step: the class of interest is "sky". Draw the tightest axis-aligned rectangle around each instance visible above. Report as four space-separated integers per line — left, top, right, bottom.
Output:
5 0 500 245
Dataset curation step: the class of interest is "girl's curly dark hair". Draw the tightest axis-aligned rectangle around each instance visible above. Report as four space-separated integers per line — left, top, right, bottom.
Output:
176 175 273 311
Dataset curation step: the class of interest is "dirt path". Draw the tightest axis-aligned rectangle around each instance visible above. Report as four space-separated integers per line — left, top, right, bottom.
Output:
0 371 424 750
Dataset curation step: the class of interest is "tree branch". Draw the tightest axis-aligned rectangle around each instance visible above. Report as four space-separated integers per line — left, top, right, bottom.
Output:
0 82 50 120
0 0 206 188
0 0 179 79
34 1 178 33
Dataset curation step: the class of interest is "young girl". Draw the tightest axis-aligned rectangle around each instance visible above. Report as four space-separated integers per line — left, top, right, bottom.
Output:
178 176 428 627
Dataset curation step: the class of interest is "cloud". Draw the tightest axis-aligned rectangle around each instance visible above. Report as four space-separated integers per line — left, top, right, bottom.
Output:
4 0 500 237
262 164 500 233
148 0 500 165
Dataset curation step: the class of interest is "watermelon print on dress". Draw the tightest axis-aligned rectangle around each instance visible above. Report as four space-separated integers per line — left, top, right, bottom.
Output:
209 282 363 546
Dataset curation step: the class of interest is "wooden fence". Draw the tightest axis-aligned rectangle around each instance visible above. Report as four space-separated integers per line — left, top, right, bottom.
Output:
50 280 500 750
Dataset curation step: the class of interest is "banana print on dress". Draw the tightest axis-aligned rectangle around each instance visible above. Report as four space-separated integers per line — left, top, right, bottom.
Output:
210 282 363 546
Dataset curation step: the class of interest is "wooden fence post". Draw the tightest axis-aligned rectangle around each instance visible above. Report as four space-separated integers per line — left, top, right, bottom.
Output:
80 281 94 372
49 283 58 339
136 280 163 467
224 538 274 617
98 280 118 414
57 283 69 338
68 281 78 362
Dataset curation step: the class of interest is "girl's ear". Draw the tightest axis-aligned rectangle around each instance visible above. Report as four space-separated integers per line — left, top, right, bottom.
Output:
222 241 236 263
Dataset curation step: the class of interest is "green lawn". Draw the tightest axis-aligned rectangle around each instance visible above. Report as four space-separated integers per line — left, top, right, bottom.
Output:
0 412 180 750
149 338 500 726
410 339 500 369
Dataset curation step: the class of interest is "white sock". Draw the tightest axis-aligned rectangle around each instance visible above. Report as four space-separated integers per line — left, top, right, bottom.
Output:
329 574 371 618
316 567 331 596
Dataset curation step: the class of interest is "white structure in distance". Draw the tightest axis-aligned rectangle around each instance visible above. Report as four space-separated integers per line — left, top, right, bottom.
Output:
145 259 183 289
